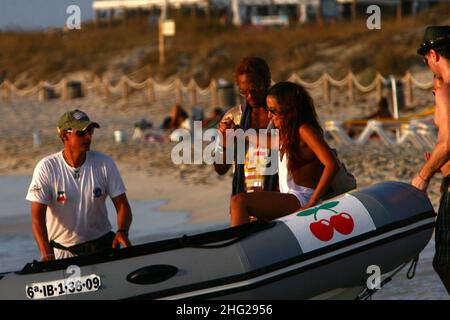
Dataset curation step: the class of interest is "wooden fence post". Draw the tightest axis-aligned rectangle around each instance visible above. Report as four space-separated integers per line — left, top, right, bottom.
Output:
347 73 355 102
175 78 183 104
1 81 10 101
147 78 155 103
38 81 46 102
61 78 68 100
102 77 110 99
323 74 330 103
376 74 383 102
404 73 413 107
189 80 197 107
210 79 218 108
122 77 129 104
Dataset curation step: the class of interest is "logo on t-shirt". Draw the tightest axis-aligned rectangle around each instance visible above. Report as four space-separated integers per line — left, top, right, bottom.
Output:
93 187 103 198
57 191 66 202
30 185 41 194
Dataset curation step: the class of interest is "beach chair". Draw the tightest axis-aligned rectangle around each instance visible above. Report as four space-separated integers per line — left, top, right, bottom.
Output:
324 105 436 147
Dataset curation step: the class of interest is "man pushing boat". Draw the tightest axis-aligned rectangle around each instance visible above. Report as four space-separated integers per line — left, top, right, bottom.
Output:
26 109 133 261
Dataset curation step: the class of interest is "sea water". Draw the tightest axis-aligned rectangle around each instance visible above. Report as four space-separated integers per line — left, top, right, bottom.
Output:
0 175 448 299
0 175 227 273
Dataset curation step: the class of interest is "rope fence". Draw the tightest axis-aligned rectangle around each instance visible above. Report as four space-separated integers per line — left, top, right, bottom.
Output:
0 71 433 107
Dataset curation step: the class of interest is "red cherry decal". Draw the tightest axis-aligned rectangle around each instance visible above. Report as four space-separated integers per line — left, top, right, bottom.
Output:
330 212 354 235
310 219 334 241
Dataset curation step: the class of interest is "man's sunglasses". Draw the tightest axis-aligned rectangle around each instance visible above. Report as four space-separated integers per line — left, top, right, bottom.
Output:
238 87 264 97
67 127 94 137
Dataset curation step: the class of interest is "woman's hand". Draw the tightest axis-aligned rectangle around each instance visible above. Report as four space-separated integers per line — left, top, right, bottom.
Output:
303 197 319 210
219 115 238 134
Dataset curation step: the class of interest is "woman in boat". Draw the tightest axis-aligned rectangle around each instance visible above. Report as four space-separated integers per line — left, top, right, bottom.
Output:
230 81 339 226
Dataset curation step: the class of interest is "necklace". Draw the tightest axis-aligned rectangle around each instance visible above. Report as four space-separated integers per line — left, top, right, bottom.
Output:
62 150 81 179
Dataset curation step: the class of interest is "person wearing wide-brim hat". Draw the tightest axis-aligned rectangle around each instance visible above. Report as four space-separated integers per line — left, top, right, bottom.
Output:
412 25 450 294
26 109 133 261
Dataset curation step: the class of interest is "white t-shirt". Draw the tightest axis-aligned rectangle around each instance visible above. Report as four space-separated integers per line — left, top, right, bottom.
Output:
26 150 126 248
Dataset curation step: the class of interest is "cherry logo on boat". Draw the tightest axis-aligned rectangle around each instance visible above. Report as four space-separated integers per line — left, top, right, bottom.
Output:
296 201 355 242
330 212 354 235
309 219 334 241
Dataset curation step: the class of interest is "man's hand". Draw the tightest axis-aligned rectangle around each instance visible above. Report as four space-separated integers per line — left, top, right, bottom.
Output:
112 231 131 249
411 174 429 192
41 253 55 261
111 193 132 249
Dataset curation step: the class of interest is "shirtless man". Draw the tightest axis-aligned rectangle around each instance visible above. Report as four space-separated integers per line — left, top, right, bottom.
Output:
412 25 450 294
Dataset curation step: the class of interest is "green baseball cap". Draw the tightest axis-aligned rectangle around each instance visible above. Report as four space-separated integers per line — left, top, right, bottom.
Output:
57 109 100 131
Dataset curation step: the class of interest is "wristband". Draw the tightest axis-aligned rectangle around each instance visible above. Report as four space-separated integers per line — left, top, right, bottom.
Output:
117 229 128 236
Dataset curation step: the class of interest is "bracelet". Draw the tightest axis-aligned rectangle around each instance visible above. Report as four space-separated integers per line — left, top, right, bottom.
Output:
117 229 128 236
419 173 430 183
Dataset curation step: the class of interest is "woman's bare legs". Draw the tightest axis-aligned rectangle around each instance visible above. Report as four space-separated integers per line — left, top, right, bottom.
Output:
230 191 301 227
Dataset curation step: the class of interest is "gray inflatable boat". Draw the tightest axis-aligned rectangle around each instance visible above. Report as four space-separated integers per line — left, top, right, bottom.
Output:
0 182 436 300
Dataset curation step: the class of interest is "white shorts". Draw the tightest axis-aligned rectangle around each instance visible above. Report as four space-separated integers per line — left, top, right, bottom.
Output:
287 186 315 207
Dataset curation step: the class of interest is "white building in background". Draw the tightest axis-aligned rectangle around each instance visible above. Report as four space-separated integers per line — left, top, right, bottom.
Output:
230 0 325 26
91 0 333 25
92 0 211 10
91 0 448 26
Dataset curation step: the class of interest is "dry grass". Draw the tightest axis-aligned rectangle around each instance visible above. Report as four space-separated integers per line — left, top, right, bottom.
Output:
0 3 449 85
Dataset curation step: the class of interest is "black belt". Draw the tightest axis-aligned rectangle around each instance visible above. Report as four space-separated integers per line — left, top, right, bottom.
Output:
50 231 115 256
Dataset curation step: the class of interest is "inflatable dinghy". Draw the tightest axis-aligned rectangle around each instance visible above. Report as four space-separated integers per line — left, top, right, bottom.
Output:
0 182 436 300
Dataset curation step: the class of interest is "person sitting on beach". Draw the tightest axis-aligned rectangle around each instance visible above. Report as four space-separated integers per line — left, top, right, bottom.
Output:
161 104 190 131
202 107 223 129
26 109 133 261
230 82 339 226
214 57 278 197
367 97 392 119
347 97 393 138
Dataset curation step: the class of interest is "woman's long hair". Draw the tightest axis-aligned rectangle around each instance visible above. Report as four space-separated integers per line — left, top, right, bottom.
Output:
267 82 324 173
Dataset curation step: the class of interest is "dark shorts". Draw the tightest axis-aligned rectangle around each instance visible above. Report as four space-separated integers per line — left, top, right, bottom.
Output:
433 175 450 294
434 175 450 263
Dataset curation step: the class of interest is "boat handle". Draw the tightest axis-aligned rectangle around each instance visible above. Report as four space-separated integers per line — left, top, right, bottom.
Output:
126 265 178 285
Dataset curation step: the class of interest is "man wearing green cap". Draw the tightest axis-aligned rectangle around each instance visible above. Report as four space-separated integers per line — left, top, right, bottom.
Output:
26 109 133 261
412 25 450 293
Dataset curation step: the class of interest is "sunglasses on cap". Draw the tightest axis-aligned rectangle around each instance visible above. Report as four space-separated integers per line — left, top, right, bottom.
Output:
66 127 95 137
